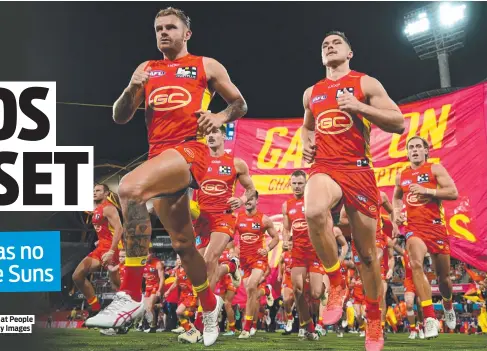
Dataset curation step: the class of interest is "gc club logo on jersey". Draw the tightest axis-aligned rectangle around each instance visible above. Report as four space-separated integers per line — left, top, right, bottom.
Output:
406 192 430 207
176 66 197 79
311 94 327 104
241 233 259 244
417 173 430 184
148 86 192 111
316 109 353 135
292 219 308 231
201 179 228 196
149 70 166 78
219 165 232 175
335 87 355 98
401 179 412 186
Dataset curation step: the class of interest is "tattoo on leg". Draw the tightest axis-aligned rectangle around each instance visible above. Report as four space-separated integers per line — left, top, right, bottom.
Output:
125 200 152 257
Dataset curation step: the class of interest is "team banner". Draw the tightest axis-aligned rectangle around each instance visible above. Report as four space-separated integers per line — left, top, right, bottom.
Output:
231 82 487 271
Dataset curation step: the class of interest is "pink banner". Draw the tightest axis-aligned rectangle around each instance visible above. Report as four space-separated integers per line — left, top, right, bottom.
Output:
231 83 487 271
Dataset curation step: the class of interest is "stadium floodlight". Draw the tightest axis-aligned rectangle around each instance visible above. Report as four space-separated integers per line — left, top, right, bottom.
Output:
404 2 468 88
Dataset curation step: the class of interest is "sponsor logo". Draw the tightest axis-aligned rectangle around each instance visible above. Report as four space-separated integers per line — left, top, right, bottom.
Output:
369 205 377 213
289 209 296 215
406 192 430 207
239 223 247 227
219 165 232 175
437 240 444 245
354 255 360 263
184 148 195 159
311 94 327 104
316 109 353 135
176 66 197 79
241 233 259 244
167 63 180 67
328 83 340 89
401 180 412 186
292 219 308 231
357 194 367 203
207 167 212 172
302 206 305 213
417 173 430 183
405 231 413 239
252 222 261 230
149 70 166 77
433 218 442 225
211 160 221 164
148 86 192 111
336 87 354 98
200 179 228 196
356 159 370 167
195 236 201 245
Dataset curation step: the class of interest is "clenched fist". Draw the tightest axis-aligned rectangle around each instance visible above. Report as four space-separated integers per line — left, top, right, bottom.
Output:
129 66 152 89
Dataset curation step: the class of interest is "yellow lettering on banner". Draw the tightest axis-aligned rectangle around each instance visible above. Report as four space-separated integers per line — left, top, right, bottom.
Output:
257 127 288 169
374 158 440 187
252 175 292 195
420 104 451 149
278 127 303 169
388 104 451 159
449 214 476 243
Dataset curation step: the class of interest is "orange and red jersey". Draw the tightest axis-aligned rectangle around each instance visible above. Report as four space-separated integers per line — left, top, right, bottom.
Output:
399 163 445 233
197 152 238 213
235 211 267 261
92 200 115 245
309 70 371 169
218 248 232 264
143 258 162 285
143 54 211 158
175 266 194 296
285 197 312 252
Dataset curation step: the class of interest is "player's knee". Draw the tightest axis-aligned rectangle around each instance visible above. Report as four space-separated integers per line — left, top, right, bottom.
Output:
118 178 145 203
359 253 374 266
406 302 413 311
311 289 322 300
305 205 327 226
172 238 196 256
410 259 423 271
203 249 220 266
292 285 303 297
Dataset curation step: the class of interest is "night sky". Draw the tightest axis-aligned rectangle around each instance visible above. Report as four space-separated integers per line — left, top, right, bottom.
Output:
1 1 486 165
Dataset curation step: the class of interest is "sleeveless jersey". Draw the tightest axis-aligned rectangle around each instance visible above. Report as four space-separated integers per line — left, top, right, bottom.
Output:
235 211 266 260
176 266 194 295
143 258 161 284
92 200 115 244
400 163 445 231
282 251 293 278
285 197 312 252
144 54 212 157
198 153 238 213
309 70 371 169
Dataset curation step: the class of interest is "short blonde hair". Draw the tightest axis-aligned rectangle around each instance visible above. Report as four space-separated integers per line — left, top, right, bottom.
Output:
155 7 191 29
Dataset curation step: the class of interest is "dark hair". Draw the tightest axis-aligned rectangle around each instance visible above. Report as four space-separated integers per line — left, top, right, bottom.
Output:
291 170 307 179
95 183 110 193
324 31 352 50
219 124 227 135
255 191 259 200
155 7 191 29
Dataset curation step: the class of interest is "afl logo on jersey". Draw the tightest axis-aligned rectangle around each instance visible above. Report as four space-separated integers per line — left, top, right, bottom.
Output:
406 192 430 207
316 109 353 135
149 70 166 78
241 233 259 244
311 94 327 104
200 179 228 196
292 219 308 231
148 86 192 111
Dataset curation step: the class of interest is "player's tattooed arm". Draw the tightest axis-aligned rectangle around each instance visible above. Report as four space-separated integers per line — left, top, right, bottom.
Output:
124 200 152 258
431 163 458 200
358 75 405 134
204 57 247 123
113 61 150 125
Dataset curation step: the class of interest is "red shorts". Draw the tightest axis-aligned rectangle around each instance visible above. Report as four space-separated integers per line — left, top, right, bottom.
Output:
291 250 325 275
404 226 450 255
242 258 268 279
149 140 209 189
282 275 293 291
404 277 416 294
215 274 237 296
179 293 197 310
309 165 379 219
194 211 236 250
87 244 119 266
144 283 159 298
352 287 365 305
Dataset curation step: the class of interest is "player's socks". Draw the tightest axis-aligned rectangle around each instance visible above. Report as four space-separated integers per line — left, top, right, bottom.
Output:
324 261 342 286
365 296 381 320
193 279 217 312
442 295 453 310
287 312 294 321
180 318 192 331
120 258 145 302
229 321 236 332
244 316 253 332
421 299 436 319
252 320 257 330
195 306 204 332
88 296 101 312
301 319 315 333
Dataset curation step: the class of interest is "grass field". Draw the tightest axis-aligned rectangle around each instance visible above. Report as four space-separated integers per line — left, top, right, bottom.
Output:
40 329 486 351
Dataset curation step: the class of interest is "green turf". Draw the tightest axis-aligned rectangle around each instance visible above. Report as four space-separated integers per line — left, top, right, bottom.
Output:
39 329 486 351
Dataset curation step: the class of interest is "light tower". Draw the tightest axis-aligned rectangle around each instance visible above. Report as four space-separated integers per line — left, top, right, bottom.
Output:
404 2 468 88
